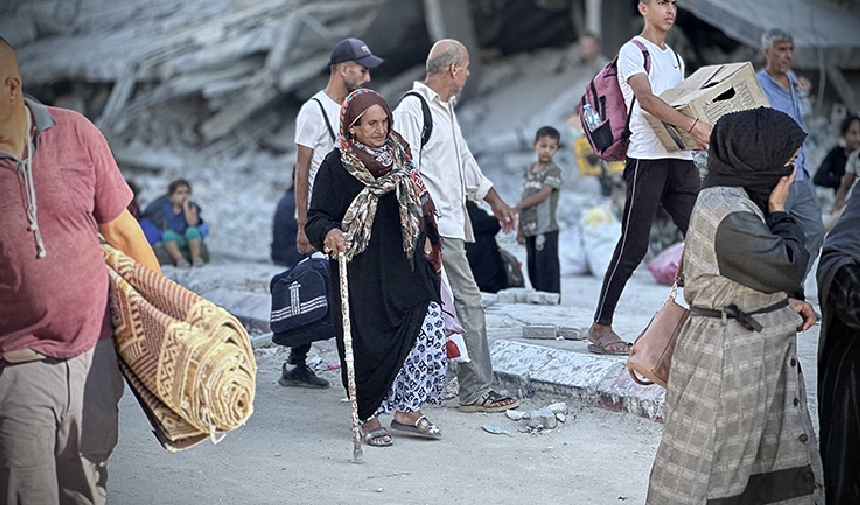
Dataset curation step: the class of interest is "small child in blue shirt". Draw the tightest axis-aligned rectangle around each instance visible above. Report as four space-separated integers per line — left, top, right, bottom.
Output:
163 178 205 267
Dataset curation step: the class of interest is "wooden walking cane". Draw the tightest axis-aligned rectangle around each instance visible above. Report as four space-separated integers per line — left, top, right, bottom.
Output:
338 252 363 463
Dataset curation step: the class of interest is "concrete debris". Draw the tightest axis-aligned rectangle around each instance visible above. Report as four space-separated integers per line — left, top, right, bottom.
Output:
506 410 526 421
507 403 568 429
11 0 385 152
528 408 558 429
547 403 568 414
557 326 584 340
522 324 559 340
497 288 559 305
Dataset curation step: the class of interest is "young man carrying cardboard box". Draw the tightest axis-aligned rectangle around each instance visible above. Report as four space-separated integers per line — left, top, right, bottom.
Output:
587 0 713 354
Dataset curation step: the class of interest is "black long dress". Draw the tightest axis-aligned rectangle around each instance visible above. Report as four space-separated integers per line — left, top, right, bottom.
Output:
465 201 507 293
817 193 860 505
305 149 441 420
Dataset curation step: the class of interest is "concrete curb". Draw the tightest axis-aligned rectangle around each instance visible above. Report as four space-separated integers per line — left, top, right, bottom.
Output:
179 276 668 421
490 340 665 421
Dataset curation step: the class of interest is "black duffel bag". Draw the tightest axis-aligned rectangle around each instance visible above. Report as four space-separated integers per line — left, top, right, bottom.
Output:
270 256 336 347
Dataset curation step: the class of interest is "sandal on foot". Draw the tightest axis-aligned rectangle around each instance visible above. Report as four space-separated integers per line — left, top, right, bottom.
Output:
390 416 441 440
587 328 631 356
459 390 519 413
361 427 393 447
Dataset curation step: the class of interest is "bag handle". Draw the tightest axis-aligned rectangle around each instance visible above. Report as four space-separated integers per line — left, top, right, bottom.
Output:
629 368 655 386
670 248 685 301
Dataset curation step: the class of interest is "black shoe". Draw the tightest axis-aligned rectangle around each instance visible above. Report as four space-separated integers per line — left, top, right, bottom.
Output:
278 363 329 389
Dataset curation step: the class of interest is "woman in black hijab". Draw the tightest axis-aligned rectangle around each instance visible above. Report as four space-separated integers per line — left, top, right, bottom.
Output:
817 188 860 504
647 108 822 505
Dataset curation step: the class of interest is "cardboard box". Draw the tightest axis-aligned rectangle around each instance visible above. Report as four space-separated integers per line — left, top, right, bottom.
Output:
644 62 770 152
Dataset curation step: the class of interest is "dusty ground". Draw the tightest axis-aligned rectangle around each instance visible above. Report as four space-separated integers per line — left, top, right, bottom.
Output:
107 350 662 505
106 257 823 505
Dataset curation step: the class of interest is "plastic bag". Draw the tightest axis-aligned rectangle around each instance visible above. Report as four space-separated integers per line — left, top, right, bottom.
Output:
581 206 621 279
647 242 684 286
440 267 469 363
559 226 588 276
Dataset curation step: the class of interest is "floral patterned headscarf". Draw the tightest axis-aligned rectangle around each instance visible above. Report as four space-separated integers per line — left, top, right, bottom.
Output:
337 89 440 270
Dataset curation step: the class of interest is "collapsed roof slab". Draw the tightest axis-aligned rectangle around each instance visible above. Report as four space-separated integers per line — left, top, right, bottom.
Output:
679 0 860 69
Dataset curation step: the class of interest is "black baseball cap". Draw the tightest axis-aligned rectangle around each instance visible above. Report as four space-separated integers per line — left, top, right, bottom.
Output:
329 38 383 68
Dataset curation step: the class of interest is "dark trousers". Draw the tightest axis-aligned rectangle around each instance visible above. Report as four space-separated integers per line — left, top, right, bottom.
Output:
525 230 560 294
594 158 699 325
289 343 311 365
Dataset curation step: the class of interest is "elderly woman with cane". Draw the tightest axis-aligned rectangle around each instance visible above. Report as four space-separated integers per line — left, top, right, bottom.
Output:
646 108 822 504
305 89 446 447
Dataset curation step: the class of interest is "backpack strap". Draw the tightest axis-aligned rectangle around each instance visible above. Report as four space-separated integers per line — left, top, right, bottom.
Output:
311 97 336 143
630 38 651 75
624 39 652 137
401 91 433 149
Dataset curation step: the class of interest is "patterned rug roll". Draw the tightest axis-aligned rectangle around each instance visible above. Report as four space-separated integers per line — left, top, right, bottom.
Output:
103 244 256 451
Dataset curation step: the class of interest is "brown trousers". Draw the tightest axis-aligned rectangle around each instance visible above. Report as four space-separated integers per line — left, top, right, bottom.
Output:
0 338 124 505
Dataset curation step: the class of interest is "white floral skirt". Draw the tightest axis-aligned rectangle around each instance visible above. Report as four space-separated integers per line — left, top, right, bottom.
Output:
373 301 447 417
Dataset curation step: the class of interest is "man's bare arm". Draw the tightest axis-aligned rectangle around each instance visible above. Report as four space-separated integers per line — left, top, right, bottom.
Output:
295 145 314 253
484 187 516 233
99 209 162 274
628 73 712 150
514 186 553 212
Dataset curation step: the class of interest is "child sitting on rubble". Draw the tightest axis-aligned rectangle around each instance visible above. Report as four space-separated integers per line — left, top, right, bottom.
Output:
163 178 206 267
515 126 562 294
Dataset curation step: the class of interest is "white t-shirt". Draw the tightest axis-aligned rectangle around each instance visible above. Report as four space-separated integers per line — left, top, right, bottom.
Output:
618 36 692 161
294 90 342 202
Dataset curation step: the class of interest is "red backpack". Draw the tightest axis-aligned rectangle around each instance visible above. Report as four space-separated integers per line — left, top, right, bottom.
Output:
579 39 649 162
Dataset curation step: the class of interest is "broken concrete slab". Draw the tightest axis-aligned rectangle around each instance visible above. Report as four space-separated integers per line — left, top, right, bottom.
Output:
527 407 558 429
490 340 665 421
557 326 584 340
522 324 559 340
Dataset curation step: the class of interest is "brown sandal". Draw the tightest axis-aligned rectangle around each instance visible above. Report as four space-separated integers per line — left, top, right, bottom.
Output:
587 328 631 356
459 390 519 413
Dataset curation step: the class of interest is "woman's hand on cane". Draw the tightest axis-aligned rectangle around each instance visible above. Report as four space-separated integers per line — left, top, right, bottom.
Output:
324 229 346 254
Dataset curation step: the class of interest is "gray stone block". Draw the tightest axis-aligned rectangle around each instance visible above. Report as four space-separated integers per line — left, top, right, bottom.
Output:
516 291 533 303
527 292 544 304
496 291 517 304
527 407 558 429
523 324 559 340
557 326 583 340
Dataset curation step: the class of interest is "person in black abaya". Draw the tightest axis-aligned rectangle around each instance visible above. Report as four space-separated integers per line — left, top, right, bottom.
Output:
465 201 508 293
305 89 445 447
817 192 860 504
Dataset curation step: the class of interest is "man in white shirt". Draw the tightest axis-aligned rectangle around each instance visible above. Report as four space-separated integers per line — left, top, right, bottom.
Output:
282 38 381 388
588 0 712 355
394 39 519 412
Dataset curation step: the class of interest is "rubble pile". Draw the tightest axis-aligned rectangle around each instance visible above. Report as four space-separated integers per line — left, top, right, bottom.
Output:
6 0 385 156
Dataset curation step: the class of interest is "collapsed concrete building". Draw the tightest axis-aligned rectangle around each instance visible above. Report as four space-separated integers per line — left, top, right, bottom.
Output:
3 0 858 169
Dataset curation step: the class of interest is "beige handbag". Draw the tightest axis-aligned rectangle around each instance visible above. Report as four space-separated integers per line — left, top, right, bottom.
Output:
627 253 690 388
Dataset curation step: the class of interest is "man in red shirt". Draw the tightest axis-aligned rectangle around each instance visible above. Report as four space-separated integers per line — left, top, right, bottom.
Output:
0 37 160 505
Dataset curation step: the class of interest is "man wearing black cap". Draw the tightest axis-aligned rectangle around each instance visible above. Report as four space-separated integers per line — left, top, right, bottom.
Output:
280 38 382 389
